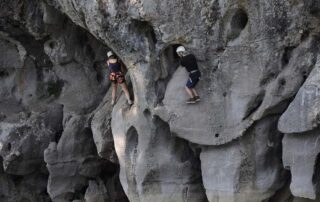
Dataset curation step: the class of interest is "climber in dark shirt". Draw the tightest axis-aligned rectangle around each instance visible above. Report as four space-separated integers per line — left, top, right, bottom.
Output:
106 51 133 106
176 46 201 104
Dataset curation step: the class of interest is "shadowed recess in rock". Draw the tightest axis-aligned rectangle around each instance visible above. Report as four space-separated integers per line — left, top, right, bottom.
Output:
155 44 181 103
128 19 157 55
125 126 139 200
281 46 296 67
227 8 248 41
312 153 320 197
139 115 208 201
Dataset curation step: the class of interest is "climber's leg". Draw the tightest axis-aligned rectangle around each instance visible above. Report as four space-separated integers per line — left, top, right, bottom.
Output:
185 77 200 104
111 83 118 106
192 89 200 102
185 86 195 98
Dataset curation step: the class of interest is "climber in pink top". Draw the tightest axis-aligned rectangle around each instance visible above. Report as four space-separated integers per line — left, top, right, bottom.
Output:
106 51 133 106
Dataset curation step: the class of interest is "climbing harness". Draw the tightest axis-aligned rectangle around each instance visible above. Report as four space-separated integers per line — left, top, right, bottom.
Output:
109 71 125 84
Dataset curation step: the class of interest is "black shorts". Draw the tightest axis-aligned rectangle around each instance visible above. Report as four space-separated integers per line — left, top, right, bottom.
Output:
186 70 201 88
186 77 199 88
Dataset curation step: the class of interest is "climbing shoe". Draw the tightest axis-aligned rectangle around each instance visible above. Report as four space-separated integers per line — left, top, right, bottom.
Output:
186 97 196 104
194 96 200 102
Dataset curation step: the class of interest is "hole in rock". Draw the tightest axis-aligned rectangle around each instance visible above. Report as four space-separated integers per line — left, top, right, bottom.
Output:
279 78 286 86
125 126 139 197
7 143 11 151
231 9 248 31
156 44 182 103
47 80 64 98
150 29 157 45
281 46 295 67
54 130 63 143
302 70 308 80
215 133 219 138
276 77 287 94
227 9 248 41
143 108 151 118
267 172 293 201
130 19 157 46
216 47 225 52
125 127 139 163
0 69 10 78
301 30 310 42
153 116 197 163
150 115 204 189
312 153 320 192
72 184 88 201
0 157 3 172
78 127 101 157
49 41 56 49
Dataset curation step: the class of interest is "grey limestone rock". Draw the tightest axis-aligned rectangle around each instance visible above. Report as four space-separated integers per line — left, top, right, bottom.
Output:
282 131 320 200
40 0 320 201
111 97 207 202
0 172 15 201
279 56 320 133
2 0 320 201
45 114 125 202
54 62 105 114
278 46 320 201
200 116 285 202
91 93 118 163
84 179 109 202
0 104 62 175
44 115 105 201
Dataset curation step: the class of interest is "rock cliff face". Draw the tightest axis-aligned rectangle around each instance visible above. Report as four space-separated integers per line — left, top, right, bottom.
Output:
0 0 320 202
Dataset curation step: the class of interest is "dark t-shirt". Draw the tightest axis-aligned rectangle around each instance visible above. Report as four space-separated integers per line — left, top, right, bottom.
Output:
180 54 198 72
108 61 121 73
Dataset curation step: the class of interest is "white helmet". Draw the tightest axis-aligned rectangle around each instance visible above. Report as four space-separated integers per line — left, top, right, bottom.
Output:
176 46 186 53
107 51 114 58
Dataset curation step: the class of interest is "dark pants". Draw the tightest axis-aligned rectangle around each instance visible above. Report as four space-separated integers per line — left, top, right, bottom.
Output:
186 70 201 88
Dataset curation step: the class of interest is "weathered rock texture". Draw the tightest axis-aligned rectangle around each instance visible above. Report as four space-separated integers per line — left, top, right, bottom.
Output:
0 0 127 201
1 0 320 202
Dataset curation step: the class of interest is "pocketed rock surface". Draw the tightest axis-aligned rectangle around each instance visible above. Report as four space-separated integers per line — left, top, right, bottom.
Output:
1 0 320 201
